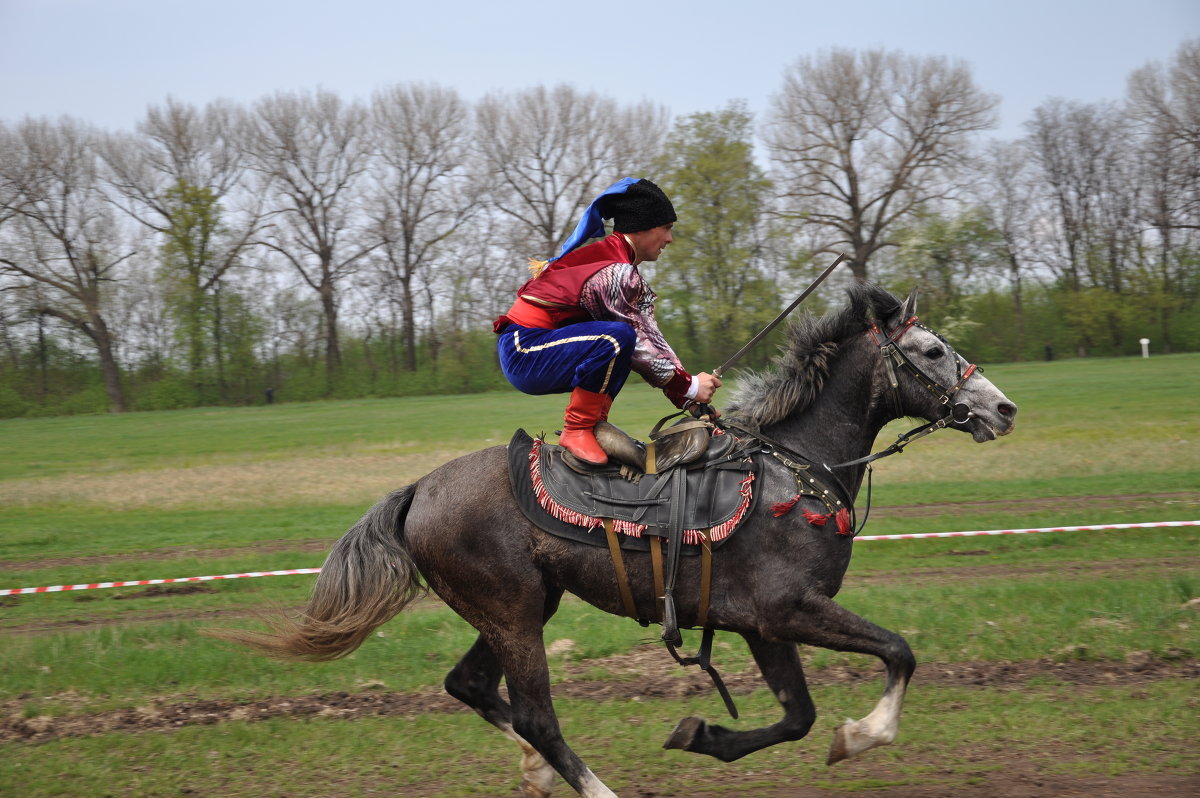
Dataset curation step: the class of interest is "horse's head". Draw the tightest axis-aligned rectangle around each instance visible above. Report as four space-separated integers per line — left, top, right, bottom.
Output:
871 288 1017 442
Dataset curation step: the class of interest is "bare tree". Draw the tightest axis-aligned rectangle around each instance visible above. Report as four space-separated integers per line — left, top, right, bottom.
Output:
103 97 246 211
1128 44 1200 239
367 83 479 372
241 90 377 384
1126 40 1200 350
765 48 998 281
476 85 668 265
1025 99 1136 294
0 118 134 411
100 98 265 395
970 140 1042 335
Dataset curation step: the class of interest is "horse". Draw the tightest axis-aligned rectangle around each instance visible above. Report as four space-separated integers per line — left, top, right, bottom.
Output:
220 283 1018 798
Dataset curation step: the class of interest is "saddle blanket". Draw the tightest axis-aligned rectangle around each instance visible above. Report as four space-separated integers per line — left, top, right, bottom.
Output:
505 429 757 552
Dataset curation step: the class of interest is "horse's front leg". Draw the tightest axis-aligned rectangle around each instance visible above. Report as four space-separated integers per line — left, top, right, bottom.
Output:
783 591 915 764
664 633 816 761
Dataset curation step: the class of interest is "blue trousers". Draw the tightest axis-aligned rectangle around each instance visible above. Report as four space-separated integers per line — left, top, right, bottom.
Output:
497 322 636 397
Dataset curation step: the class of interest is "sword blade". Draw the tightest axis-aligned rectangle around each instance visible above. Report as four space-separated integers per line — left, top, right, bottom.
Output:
712 253 846 378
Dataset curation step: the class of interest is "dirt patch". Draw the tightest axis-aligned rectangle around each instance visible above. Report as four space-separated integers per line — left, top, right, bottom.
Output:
0 449 468 511
2 555 1189 636
4 654 1195 744
645 770 1200 798
110 584 216 600
869 492 1200 519
846 556 1196 587
0 538 333 573
4 651 1194 797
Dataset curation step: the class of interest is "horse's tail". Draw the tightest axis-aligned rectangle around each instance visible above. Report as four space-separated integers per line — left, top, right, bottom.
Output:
213 484 427 661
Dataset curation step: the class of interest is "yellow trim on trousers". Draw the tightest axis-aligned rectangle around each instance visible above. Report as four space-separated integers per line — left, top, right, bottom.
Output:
511 329 622 393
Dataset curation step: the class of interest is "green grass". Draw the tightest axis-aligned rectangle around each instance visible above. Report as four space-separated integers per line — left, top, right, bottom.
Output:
0 389 679 480
2 681 1195 797
3 559 1194 712
1 353 1198 796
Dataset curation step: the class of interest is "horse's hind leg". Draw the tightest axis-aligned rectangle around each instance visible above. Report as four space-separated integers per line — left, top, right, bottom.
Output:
436 575 613 798
665 633 816 762
445 589 564 798
482 619 617 798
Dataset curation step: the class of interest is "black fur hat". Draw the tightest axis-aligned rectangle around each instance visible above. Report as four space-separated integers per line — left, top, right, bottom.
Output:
598 179 676 233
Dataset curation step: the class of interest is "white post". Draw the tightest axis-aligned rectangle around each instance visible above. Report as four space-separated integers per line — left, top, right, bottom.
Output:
1139 338 1150 358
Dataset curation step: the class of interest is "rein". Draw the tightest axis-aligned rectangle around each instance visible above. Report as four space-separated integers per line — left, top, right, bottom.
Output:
718 313 984 537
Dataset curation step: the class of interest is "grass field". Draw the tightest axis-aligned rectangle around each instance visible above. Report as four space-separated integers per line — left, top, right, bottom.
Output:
1 354 1198 797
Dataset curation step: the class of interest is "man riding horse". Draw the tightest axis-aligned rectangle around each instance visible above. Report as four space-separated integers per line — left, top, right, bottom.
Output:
494 178 722 465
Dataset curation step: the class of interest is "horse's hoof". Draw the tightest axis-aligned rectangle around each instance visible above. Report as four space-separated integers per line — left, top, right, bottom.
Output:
663 716 705 750
826 720 852 765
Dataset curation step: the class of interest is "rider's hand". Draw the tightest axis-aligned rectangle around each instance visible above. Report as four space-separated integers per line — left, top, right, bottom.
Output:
694 372 722 404
688 402 721 420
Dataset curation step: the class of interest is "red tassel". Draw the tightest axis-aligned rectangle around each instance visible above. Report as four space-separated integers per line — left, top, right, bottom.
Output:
771 495 802 517
835 508 853 536
802 509 830 526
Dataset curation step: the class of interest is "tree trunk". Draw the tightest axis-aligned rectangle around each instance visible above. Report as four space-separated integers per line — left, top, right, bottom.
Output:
1008 253 1025 358
401 275 416 372
320 281 340 387
90 313 127 413
212 284 227 399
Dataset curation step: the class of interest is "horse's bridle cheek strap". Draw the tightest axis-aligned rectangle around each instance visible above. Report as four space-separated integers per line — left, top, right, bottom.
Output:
872 318 979 418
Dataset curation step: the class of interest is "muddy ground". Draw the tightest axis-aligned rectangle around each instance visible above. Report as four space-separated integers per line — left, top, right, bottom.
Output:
3 651 1197 796
4 650 1198 745
3 493 1196 796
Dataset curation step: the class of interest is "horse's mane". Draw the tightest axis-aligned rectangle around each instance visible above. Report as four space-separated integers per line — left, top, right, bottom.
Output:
724 283 901 429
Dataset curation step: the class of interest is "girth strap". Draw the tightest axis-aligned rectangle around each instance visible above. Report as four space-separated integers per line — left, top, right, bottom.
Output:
696 528 713 629
659 466 687 646
603 516 733 718
649 536 665 622
603 518 639 622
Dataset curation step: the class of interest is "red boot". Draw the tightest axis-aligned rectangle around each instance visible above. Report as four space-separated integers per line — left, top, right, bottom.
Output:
559 387 609 465
598 393 614 423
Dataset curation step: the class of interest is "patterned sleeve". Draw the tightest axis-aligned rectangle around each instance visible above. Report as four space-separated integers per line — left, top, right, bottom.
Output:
579 262 692 395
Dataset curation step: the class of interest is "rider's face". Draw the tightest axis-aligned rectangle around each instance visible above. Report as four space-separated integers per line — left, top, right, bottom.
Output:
627 223 674 263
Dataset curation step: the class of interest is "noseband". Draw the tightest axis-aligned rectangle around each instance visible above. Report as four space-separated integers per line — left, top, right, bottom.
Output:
869 315 981 426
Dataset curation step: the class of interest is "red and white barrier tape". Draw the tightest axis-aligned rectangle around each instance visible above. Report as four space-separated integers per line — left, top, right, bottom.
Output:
2 568 321 596
3 520 1197 596
854 519 1199 541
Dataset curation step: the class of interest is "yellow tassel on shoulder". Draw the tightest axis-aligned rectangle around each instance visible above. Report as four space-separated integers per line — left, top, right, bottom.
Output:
527 258 549 277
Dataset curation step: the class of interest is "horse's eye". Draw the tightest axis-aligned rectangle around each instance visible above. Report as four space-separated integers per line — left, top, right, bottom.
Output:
925 347 944 360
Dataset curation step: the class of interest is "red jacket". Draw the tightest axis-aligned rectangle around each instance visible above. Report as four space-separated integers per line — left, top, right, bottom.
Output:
493 234 635 332
494 233 693 401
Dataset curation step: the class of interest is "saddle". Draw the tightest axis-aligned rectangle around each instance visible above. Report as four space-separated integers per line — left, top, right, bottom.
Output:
506 419 758 647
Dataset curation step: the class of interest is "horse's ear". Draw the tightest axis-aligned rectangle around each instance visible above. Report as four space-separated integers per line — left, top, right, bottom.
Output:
897 287 919 322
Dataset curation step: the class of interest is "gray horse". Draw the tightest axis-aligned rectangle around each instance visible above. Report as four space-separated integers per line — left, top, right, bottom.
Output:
221 283 1017 798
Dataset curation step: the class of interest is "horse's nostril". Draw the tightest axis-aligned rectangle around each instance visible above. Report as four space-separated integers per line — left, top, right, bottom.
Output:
998 402 1017 418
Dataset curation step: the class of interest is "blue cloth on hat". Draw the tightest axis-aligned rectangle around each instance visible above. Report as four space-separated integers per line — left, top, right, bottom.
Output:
550 177 640 263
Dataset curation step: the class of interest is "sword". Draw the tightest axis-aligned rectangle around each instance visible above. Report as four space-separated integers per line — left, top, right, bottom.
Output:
712 253 846 378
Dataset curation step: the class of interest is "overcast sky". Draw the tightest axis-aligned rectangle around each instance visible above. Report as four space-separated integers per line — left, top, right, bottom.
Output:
1 0 1197 141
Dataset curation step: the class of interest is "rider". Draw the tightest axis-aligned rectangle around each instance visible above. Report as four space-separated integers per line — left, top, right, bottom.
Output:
493 178 721 466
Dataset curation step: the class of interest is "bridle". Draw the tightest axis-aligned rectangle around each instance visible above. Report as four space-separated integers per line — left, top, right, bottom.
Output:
716 312 989 536
868 314 981 431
